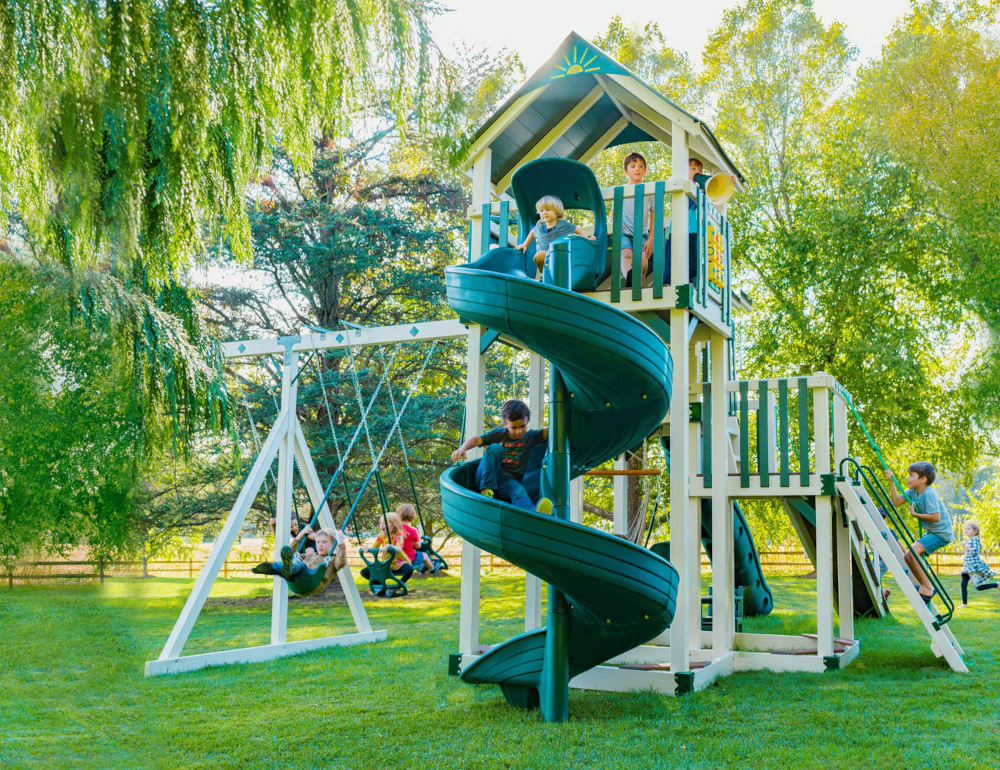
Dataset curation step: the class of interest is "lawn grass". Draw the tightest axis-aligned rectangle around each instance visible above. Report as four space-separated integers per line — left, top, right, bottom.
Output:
2 570 999 768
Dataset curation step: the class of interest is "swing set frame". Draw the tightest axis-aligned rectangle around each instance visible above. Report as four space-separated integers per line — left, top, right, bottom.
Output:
145 319 467 676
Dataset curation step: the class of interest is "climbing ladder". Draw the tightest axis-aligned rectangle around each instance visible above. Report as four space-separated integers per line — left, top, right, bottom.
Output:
836 479 966 672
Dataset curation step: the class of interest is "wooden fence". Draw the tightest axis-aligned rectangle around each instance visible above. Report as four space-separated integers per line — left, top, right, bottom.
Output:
6 546 998 586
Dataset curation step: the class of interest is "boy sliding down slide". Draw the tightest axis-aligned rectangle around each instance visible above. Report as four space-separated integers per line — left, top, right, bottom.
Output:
452 399 553 514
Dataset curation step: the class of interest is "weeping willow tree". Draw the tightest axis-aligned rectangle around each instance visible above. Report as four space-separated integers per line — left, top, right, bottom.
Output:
0 0 447 559
0 0 444 276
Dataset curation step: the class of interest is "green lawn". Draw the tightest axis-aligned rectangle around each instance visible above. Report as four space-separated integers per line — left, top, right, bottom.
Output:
2 571 999 768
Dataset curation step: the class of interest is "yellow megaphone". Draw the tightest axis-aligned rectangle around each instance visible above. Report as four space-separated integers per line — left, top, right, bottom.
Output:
693 172 735 206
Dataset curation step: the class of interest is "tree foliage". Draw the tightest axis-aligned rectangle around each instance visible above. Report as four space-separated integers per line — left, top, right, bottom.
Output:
0 0 448 280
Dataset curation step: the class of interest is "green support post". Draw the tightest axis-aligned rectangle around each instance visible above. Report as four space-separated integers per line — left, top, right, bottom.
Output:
757 381 769 487
632 183 644 302
540 242 572 723
798 377 810 485
498 200 509 248
480 203 491 255
739 381 750 488
702 383 712 488
652 181 665 299
611 186 623 303
778 379 790 487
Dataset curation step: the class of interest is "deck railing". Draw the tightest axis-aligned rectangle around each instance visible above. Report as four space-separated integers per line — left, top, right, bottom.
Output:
468 177 731 323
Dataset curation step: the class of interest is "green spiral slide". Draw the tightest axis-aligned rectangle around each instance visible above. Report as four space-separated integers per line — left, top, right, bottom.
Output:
440 246 679 721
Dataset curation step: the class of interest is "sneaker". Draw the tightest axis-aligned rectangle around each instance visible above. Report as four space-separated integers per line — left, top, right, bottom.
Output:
280 546 294 578
251 563 275 575
535 497 553 515
385 588 397 598
375 588 387 597
882 589 890 599
481 489 495 499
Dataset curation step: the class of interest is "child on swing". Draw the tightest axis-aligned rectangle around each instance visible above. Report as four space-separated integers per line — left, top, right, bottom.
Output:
397 502 440 575
252 523 347 581
360 511 414 597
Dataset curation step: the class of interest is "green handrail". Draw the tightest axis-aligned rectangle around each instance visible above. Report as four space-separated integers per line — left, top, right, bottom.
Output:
840 458 953 626
830 381 903 494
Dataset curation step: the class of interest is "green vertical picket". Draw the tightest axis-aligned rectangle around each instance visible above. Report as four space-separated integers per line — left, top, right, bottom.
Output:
498 200 509 249
724 218 733 325
652 181 665 299
480 203 492 255
757 380 770 486
698 189 707 307
632 183 644 302
778 379 790 487
702 384 712 488
739 381 750 488
798 377 810 484
611 186 623 303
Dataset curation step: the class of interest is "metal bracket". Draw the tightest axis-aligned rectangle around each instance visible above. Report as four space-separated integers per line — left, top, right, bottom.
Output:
674 671 695 695
276 334 301 365
448 653 463 677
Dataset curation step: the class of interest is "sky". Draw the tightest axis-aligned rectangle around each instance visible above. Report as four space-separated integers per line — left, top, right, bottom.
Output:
429 0 912 73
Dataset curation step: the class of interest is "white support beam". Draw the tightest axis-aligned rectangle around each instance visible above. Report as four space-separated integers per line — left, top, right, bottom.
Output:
613 454 628 536
832 397 853 638
606 74 701 135
688 345 702 648
271 350 299 645
710 338 734 657
495 85 605 193
813 387 833 658
222 320 468 360
525 352 545 631
460 325 486 654
670 122 689 290
576 116 629 165
669 306 691 674
466 86 549 164
470 149 493 260
570 476 583 525
146 631 387 677
157 412 286 661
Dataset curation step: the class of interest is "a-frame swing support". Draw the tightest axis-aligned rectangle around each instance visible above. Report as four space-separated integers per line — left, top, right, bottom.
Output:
146 320 468 677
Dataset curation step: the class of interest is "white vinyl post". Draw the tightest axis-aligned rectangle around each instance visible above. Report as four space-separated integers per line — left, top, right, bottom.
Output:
469 149 493 261
460 325 486 654
669 306 691 673
813 386 834 658
525 352 545 631
271 347 299 645
570 476 583 525
670 122 689 290
711 338 734 656
833 396 853 638
613 454 628 536
157 413 286 661
688 345 701 648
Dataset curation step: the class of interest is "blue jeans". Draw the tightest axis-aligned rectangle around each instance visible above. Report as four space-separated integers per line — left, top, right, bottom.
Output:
476 444 534 510
270 552 315 578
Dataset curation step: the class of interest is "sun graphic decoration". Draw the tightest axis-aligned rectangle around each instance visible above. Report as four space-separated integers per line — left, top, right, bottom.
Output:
550 46 601 80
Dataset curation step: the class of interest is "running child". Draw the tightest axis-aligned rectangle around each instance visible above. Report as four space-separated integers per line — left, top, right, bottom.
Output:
959 520 997 607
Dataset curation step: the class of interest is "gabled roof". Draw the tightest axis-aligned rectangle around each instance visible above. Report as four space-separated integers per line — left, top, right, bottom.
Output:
468 32 744 194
